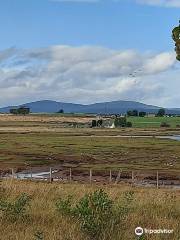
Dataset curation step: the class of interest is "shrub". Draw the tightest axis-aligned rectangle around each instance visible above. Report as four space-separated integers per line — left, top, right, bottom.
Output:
56 189 134 240
127 110 138 116
126 122 132 127
57 109 64 114
10 107 30 115
157 108 165 117
139 111 146 117
114 117 127 127
160 122 170 128
0 193 31 222
74 189 113 239
56 195 73 216
97 119 103 127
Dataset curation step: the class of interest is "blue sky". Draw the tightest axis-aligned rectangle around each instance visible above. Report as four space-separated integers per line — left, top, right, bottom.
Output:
0 0 179 51
0 0 180 107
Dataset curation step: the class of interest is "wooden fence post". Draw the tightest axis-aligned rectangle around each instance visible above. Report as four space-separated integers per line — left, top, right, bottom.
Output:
109 170 112 183
30 168 32 180
69 168 72 182
157 170 159 189
115 170 121 184
49 167 52 183
132 171 134 185
11 168 14 179
89 169 92 184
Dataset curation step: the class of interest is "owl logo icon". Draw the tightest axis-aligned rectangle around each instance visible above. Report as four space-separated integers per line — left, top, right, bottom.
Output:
135 227 144 236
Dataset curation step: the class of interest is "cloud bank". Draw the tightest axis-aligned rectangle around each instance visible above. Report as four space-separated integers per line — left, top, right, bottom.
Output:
0 45 178 107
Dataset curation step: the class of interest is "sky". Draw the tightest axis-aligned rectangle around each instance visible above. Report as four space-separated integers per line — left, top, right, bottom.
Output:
0 0 180 107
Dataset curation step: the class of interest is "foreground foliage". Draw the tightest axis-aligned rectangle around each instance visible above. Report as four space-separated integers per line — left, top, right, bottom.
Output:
0 180 179 240
56 189 134 239
0 192 31 222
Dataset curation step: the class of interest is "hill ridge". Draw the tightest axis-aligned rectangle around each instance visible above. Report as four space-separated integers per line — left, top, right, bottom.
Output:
0 100 179 114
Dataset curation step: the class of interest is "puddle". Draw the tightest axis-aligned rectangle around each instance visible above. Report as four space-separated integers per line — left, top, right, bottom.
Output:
157 135 180 141
15 170 58 179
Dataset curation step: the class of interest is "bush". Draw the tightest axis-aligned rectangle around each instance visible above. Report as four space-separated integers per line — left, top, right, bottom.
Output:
114 117 127 127
139 111 146 117
160 122 170 128
126 122 132 127
10 107 30 115
0 193 31 222
56 195 73 216
74 189 113 238
97 119 103 127
57 109 64 114
127 110 138 116
56 189 134 240
157 108 165 117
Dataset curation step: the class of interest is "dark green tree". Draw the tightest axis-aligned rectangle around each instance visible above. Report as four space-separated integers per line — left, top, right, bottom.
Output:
127 110 132 117
97 119 103 127
157 108 165 117
114 117 127 127
18 107 30 115
10 107 30 115
139 111 146 117
10 109 18 114
127 110 138 116
57 109 64 113
126 121 132 127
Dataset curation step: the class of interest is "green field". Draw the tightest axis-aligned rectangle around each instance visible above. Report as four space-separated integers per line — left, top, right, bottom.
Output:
128 116 180 128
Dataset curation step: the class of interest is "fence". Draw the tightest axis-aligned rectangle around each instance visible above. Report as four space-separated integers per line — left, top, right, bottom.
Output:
1 167 180 189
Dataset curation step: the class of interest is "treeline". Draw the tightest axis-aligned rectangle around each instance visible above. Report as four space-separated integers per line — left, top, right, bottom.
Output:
127 110 146 117
127 108 166 117
10 107 30 115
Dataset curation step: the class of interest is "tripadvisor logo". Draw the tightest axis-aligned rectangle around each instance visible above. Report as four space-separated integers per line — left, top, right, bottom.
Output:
135 227 144 236
135 226 174 236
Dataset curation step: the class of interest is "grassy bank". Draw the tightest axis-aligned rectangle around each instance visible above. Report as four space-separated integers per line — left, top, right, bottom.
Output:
0 180 179 240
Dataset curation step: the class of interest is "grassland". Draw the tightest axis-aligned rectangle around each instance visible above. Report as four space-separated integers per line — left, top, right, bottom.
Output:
0 179 179 240
128 116 180 128
0 131 180 172
0 115 180 240
0 114 180 173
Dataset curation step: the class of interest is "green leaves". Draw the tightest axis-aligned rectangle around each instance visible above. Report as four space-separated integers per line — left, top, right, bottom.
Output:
56 189 134 240
0 193 31 222
74 190 113 238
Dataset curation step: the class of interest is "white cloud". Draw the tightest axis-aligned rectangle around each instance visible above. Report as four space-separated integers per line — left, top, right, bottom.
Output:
143 52 175 74
0 45 178 107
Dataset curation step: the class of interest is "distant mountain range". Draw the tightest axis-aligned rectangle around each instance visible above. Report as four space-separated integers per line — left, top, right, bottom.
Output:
0 100 180 115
